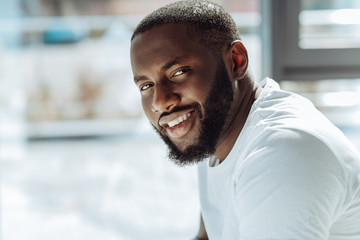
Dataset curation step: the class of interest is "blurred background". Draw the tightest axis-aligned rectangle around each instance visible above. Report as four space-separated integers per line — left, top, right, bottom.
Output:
0 0 359 239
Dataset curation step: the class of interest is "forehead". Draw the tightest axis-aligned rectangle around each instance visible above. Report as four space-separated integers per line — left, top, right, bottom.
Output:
130 24 214 72
131 24 193 54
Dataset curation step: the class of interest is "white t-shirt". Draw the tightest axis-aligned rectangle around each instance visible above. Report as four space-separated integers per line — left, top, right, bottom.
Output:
198 78 360 240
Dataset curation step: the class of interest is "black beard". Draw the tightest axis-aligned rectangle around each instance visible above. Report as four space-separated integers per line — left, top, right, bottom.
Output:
152 59 234 166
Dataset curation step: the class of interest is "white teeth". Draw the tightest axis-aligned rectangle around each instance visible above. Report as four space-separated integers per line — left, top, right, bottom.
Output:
168 113 191 128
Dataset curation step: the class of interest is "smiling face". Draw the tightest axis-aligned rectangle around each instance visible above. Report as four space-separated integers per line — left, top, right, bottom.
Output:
130 24 234 165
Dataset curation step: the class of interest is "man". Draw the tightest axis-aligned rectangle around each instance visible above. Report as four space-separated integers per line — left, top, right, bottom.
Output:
130 1 360 239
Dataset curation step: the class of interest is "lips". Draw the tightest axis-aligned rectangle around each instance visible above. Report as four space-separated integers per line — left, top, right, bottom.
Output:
167 112 191 127
158 109 196 139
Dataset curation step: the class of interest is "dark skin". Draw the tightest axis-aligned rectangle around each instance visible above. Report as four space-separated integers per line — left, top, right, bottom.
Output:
130 24 261 239
131 24 217 152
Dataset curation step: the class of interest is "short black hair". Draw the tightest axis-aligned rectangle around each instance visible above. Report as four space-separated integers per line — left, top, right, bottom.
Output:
131 0 240 54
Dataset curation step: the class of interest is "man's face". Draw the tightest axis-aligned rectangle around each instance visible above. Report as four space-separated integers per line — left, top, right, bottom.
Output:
130 24 233 166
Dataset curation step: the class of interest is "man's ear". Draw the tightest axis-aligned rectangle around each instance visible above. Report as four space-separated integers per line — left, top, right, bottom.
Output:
229 41 248 80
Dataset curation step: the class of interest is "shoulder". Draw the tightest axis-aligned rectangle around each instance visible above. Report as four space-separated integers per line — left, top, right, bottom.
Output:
232 127 349 212
231 128 348 238
236 127 344 183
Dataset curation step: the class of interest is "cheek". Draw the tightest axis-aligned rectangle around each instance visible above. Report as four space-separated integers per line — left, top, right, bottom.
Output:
142 97 157 123
182 78 212 103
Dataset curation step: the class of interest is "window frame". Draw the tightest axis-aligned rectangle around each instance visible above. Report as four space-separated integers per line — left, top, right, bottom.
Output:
264 0 360 81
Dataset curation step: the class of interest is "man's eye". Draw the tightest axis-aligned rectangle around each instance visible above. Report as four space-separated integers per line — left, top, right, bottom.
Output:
173 68 190 77
140 83 152 91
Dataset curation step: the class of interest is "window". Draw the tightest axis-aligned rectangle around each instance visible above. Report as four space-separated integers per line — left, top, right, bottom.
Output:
299 0 360 49
267 0 360 81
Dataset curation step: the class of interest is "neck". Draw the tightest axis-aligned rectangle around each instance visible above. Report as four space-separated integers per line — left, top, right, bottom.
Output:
214 78 260 161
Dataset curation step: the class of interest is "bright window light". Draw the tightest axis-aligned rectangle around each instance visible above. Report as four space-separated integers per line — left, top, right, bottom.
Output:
321 91 360 107
330 9 360 25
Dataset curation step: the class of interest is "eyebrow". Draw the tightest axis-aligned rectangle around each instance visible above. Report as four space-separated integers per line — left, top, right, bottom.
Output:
161 57 181 71
134 57 183 83
134 75 147 83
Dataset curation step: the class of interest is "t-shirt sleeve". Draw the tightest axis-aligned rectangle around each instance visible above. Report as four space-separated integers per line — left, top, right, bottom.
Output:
233 128 346 239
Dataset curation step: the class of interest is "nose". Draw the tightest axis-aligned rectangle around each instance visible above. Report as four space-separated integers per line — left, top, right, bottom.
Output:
151 83 180 113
